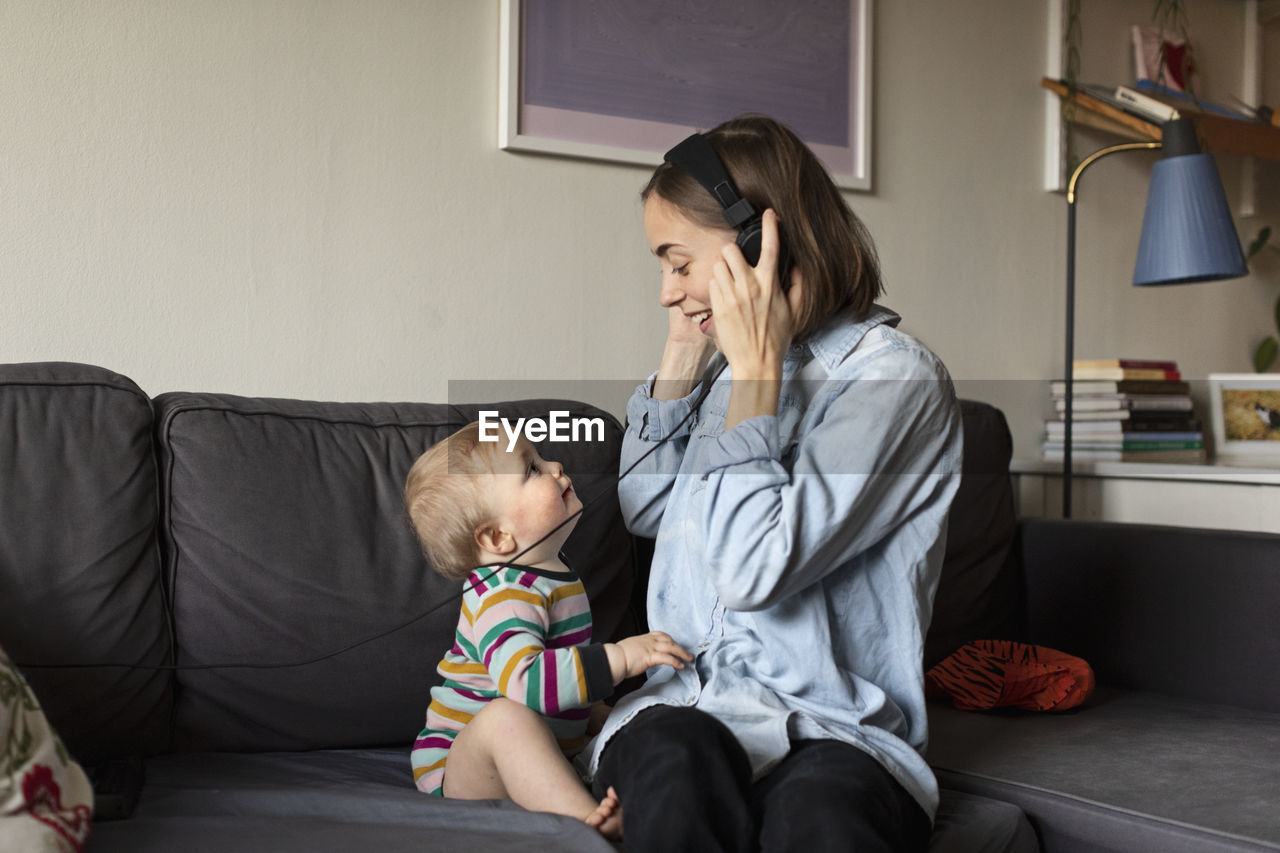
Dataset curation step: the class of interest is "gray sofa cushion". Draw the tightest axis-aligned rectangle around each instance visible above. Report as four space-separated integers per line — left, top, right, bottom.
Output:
154 393 638 753
0 362 171 763
929 789 1038 853
925 399 1023 669
86 746 1038 853
1021 519 1280 712
88 747 615 853
929 688 1280 851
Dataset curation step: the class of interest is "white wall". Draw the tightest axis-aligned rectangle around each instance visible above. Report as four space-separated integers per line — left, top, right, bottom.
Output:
2 0 1276 457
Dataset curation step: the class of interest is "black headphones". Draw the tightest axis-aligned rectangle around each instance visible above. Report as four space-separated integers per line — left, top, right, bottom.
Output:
663 133 763 266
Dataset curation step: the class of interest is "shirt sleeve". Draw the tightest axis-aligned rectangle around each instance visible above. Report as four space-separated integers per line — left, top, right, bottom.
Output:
467 583 614 713
618 362 721 537
695 361 963 612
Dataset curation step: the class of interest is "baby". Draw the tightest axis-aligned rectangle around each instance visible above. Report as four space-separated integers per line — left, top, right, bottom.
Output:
404 421 690 840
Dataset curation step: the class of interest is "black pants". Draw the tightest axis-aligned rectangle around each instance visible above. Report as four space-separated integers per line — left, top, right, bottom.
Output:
593 705 931 853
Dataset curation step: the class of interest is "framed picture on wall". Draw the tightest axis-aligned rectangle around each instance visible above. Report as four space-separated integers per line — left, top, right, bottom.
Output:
1208 373 1280 459
498 0 873 191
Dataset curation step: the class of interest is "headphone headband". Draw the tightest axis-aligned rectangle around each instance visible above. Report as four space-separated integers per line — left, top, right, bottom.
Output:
663 133 757 230
662 132 763 265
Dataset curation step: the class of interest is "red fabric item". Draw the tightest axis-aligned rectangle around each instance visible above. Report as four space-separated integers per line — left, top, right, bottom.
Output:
926 640 1095 712
1162 41 1195 91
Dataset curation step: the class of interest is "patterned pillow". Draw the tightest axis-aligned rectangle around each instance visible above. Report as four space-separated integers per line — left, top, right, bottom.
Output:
1 646 93 852
926 639 1096 712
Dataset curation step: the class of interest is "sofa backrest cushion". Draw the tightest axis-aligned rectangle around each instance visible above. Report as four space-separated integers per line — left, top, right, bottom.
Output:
0 362 171 763
1020 518 1280 713
925 399 1025 670
154 393 639 753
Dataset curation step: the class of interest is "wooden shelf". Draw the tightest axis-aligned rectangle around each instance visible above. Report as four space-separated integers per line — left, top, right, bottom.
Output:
1041 77 1280 163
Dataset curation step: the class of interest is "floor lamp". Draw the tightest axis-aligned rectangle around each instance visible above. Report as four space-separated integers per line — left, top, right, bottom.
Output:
1062 117 1248 519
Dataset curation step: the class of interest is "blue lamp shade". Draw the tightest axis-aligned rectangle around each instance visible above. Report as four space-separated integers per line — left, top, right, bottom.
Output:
1133 151 1248 286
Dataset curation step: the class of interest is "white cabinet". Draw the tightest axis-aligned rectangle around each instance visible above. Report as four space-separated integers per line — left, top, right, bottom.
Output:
1012 459 1280 534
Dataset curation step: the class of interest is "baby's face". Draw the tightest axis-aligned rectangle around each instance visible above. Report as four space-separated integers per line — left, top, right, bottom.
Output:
481 438 582 561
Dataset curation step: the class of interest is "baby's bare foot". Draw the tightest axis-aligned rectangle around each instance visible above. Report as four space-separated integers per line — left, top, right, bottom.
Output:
584 786 623 841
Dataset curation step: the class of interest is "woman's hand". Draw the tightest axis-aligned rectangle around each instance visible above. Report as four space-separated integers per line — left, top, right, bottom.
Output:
709 209 801 378
653 308 716 400
605 631 693 684
710 210 803 427
666 304 710 347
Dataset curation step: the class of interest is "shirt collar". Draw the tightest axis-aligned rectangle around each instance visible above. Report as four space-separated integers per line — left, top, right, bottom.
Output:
788 303 901 373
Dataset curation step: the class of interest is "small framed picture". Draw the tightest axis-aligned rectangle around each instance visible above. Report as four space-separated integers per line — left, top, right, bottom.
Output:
1208 373 1280 458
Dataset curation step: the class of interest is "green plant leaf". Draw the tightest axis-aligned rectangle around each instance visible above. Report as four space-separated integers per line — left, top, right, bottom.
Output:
1247 226 1272 261
1256 336 1279 373
1274 292 1280 336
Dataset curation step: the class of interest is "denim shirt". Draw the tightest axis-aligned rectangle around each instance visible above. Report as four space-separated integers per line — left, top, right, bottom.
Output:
585 305 963 820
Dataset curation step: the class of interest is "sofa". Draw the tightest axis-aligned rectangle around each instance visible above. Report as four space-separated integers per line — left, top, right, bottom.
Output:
926 389 1280 852
928 518 1280 852
0 360 1274 852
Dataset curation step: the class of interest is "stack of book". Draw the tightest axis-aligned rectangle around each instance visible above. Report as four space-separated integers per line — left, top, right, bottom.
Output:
1043 359 1205 463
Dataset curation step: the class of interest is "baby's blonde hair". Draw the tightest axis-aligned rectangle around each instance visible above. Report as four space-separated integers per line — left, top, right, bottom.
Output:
403 422 494 581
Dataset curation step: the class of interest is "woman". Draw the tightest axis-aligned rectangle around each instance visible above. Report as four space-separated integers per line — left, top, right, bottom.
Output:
585 115 963 852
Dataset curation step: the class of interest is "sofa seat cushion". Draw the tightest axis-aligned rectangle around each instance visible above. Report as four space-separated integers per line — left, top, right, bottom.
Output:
88 747 614 853
86 748 1039 853
929 789 1038 853
928 688 1280 852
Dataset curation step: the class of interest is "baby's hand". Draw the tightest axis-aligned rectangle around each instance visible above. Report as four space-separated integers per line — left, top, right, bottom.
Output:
587 700 612 736
605 631 693 683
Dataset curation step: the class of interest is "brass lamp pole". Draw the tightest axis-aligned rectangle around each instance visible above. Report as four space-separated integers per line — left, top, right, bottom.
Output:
1062 141 1159 519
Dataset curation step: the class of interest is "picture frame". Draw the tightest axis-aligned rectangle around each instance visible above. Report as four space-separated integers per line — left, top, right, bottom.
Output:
498 0 873 191
1207 373 1280 459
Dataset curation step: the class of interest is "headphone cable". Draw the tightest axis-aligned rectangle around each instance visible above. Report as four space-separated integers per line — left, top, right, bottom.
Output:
19 362 727 672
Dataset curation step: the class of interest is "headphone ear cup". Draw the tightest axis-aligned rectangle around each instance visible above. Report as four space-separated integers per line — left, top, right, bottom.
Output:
737 221 763 266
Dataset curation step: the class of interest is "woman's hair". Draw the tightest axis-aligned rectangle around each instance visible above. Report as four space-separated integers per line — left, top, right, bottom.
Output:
403 422 494 581
641 114 883 340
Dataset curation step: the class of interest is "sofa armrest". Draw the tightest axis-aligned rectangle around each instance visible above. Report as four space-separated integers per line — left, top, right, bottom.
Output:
1018 518 1280 713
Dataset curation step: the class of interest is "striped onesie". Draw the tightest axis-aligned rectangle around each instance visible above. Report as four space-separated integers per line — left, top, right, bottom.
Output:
412 563 614 796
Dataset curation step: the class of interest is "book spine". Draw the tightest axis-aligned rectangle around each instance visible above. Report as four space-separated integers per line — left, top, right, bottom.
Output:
1054 397 1193 411
1044 439 1203 450
1046 423 1200 435
1126 397 1193 410
1071 368 1182 381
1133 79 1253 120
1042 448 1206 463
1071 358 1179 370
1050 380 1190 396
1114 86 1179 121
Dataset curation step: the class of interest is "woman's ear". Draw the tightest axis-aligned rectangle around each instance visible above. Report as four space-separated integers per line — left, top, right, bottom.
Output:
475 523 516 557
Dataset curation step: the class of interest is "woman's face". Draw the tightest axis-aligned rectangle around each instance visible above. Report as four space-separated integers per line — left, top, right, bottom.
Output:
643 195 737 341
